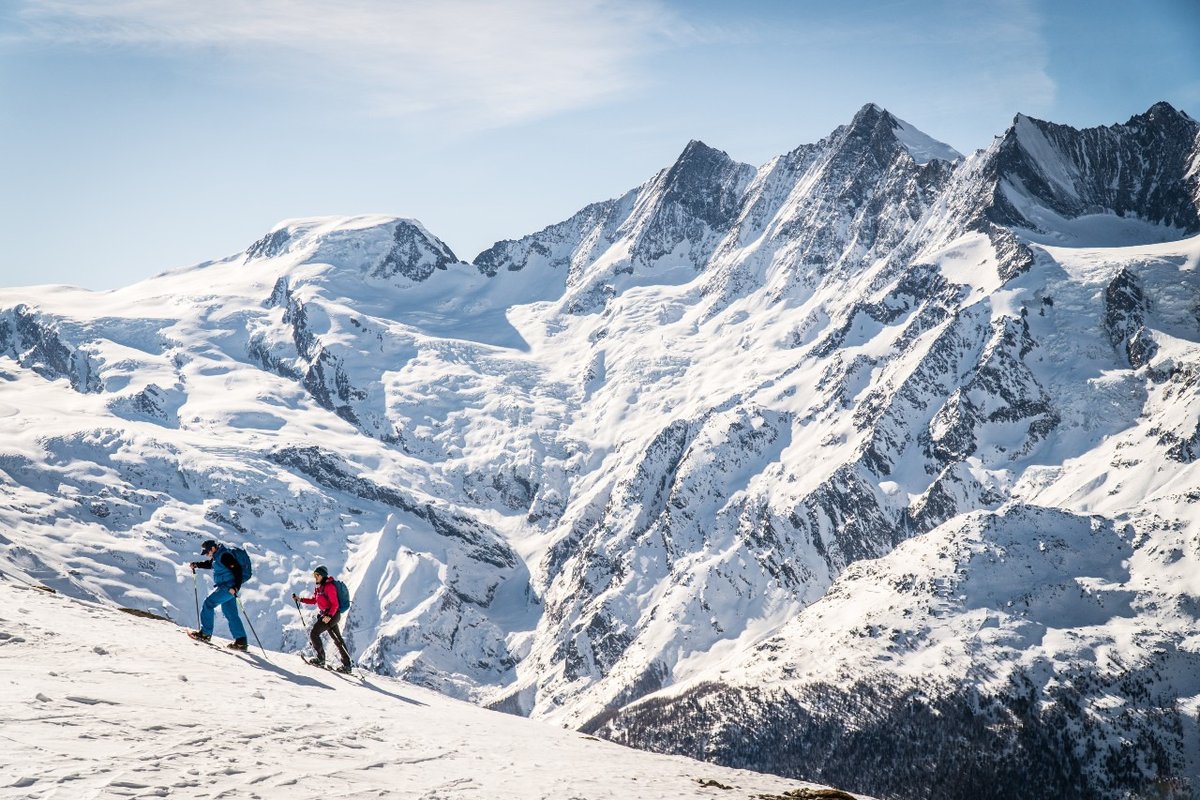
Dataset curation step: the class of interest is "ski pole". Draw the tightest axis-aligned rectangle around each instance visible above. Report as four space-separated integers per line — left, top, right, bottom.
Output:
237 596 269 659
328 618 354 673
192 571 201 630
293 595 309 627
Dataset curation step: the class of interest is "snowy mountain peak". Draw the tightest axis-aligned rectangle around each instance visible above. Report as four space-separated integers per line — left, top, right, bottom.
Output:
985 101 1200 243
654 139 755 231
839 102 900 149
676 138 730 162
470 107 961 307
849 101 889 126
843 103 961 164
1131 99 1194 125
247 215 464 284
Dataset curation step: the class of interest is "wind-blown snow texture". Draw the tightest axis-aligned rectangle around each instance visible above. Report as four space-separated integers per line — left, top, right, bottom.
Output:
0 583 843 799
3 102 1200 799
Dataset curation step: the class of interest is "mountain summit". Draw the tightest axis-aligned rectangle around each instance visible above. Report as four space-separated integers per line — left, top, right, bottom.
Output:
982 102 1200 242
845 102 963 164
246 215 464 283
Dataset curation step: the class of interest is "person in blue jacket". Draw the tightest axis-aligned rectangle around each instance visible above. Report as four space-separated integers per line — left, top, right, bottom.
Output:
187 539 248 650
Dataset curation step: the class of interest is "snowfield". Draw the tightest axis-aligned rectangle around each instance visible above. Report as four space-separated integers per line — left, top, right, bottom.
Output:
0 581 855 800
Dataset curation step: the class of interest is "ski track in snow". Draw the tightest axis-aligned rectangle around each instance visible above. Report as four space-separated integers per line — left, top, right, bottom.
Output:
0 583 849 800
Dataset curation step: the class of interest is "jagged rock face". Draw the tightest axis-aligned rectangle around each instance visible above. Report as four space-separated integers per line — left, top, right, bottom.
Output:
475 141 759 314
246 227 292 260
512 404 875 719
703 105 960 309
2 103 1200 799
626 140 758 264
986 102 1200 233
473 141 755 274
926 315 1059 465
371 221 460 282
1104 267 1155 366
766 105 957 272
474 199 621 279
0 306 101 392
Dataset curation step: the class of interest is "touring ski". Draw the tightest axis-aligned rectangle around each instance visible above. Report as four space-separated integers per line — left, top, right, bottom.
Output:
298 653 359 679
183 630 254 658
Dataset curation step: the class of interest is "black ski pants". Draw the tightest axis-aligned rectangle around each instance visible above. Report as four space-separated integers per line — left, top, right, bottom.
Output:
310 612 351 669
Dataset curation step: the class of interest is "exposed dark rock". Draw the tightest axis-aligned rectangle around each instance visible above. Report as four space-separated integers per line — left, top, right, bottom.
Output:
626 140 757 265
1157 421 1200 463
372 221 459 282
474 199 621 278
754 789 858 800
246 228 292 260
986 104 1200 234
1104 268 1157 367
597 665 1190 800
0 306 101 393
204 509 247 535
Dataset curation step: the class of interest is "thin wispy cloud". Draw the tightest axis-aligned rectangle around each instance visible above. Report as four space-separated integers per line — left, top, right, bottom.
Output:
813 0 1055 112
957 0 1056 112
10 0 688 126
786 0 1056 147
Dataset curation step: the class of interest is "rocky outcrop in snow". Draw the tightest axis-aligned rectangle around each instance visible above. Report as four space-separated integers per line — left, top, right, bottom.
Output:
596 505 1196 800
0 306 101 392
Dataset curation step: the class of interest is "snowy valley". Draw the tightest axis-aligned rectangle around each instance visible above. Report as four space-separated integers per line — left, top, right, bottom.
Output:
2 100 1200 799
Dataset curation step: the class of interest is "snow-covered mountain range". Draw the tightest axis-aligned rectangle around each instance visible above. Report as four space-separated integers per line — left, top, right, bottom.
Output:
2 101 1199 799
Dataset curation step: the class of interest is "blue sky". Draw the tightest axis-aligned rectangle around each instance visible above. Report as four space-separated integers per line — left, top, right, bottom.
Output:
1 0 1197 289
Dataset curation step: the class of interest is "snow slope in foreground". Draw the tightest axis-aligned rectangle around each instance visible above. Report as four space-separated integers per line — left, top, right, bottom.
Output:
0 579 858 800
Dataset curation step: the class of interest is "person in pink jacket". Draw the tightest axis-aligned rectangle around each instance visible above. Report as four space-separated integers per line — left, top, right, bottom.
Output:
292 565 352 673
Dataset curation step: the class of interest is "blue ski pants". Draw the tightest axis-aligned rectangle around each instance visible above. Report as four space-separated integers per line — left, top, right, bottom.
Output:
201 587 247 640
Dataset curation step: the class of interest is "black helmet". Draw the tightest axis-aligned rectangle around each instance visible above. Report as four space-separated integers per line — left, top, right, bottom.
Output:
200 539 218 554
313 565 329 578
